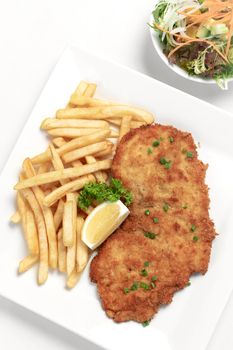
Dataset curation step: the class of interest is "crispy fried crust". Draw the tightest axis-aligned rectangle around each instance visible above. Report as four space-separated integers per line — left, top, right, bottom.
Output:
90 124 216 323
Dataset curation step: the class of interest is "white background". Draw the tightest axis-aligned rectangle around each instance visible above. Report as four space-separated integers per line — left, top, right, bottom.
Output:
0 0 233 349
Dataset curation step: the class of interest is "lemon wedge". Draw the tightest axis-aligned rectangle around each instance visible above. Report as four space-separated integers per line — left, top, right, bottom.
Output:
81 200 130 250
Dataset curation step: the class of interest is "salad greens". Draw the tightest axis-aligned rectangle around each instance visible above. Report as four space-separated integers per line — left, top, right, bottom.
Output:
151 0 233 89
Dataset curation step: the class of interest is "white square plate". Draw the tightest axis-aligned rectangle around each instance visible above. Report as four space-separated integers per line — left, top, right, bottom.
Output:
1 46 233 350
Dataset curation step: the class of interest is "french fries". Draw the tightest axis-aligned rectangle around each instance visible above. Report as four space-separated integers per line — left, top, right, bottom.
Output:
31 129 111 164
14 160 111 189
11 80 154 288
66 193 77 275
62 141 109 164
119 115 132 141
57 228 66 273
43 175 95 207
19 255 39 274
47 128 104 138
10 211 21 224
20 188 48 285
41 118 109 130
76 217 89 272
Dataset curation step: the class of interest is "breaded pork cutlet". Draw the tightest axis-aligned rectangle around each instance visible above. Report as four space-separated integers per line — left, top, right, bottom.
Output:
90 124 216 323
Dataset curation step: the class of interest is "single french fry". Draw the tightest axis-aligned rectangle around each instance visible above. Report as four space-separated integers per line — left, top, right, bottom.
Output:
70 95 115 107
66 193 77 275
52 137 67 148
76 217 89 272
84 83 97 97
57 228 66 273
31 129 111 164
10 210 21 223
22 158 57 269
93 143 114 158
25 207 39 255
56 105 154 123
63 200 74 247
66 268 82 289
62 141 108 164
47 128 107 138
49 144 69 186
119 115 132 141
15 160 111 190
17 192 39 255
74 81 89 96
108 118 146 128
20 188 48 285
18 255 38 273
54 199 64 231
85 156 106 183
41 118 109 130
43 174 95 207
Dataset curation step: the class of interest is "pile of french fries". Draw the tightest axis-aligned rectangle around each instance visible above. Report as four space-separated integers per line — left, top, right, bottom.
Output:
10 81 154 289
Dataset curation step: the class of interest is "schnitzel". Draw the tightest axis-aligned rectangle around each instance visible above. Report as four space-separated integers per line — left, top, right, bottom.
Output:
90 124 216 323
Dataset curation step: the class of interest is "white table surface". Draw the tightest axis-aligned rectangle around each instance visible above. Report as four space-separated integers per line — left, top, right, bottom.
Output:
1 0 232 349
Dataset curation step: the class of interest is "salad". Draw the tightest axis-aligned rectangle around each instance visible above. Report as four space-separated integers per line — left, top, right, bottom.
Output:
151 0 233 88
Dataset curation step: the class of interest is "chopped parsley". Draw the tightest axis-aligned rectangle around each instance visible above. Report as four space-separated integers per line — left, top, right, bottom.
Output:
191 224 196 232
144 232 157 239
140 282 150 290
152 140 160 147
140 269 148 277
153 217 159 223
186 281 191 287
169 136 174 143
159 158 172 170
144 209 150 216
186 151 193 159
193 236 199 242
144 261 150 267
77 178 132 210
147 147 152 154
130 282 139 291
151 276 157 281
124 288 129 294
163 203 169 212
142 320 150 327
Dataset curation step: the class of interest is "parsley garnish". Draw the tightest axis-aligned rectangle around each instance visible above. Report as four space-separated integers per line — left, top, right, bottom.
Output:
147 147 152 154
140 282 150 290
159 158 172 169
153 217 159 223
151 276 157 281
169 136 174 143
193 236 199 242
144 261 150 267
186 151 193 158
144 209 150 216
140 269 148 277
144 232 157 239
77 178 132 210
130 282 139 291
163 203 169 212
124 288 129 294
142 320 150 327
191 224 196 232
152 140 160 147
